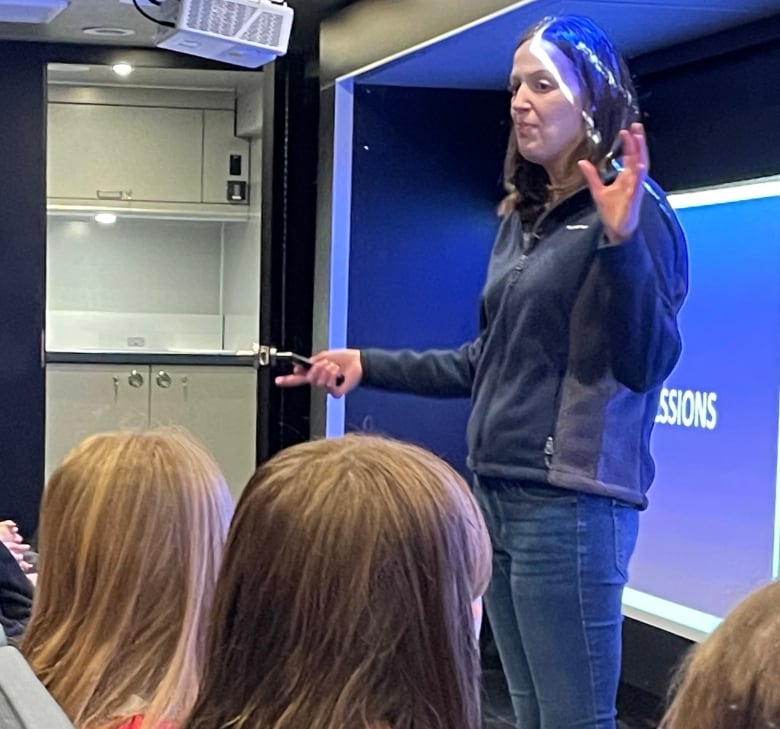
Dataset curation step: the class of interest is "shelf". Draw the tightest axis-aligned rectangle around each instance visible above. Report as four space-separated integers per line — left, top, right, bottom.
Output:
47 199 255 223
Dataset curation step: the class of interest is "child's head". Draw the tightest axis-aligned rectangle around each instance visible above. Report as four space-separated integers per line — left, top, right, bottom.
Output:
24 428 233 729
661 579 780 729
186 434 491 729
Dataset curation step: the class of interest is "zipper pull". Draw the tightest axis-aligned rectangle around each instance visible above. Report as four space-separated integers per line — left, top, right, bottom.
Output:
544 436 555 467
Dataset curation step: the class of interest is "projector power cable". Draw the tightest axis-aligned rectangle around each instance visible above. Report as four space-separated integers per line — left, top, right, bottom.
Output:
132 0 175 28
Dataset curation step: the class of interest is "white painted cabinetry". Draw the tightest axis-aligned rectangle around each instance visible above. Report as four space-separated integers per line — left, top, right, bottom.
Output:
45 363 257 498
47 103 250 208
48 104 204 203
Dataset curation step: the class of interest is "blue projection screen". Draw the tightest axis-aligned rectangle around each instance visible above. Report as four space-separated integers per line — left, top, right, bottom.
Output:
623 191 780 638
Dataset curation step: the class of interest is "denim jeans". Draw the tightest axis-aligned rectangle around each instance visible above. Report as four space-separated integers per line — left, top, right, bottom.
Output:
474 477 639 729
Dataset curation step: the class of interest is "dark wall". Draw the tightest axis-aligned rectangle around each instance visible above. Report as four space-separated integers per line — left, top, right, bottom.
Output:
0 49 47 536
635 16 780 190
257 53 317 461
345 85 507 475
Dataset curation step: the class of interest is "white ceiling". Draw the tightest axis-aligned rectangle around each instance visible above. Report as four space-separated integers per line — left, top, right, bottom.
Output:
352 0 780 89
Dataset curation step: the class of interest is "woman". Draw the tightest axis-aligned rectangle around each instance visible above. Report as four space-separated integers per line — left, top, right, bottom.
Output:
23 429 233 729
277 15 688 729
659 580 780 729
183 434 491 729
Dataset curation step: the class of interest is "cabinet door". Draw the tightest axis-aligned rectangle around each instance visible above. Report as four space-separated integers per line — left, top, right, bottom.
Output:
45 364 149 482
149 366 256 498
47 104 204 203
202 110 250 205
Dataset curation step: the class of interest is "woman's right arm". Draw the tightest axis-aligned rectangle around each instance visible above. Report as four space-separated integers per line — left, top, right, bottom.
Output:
360 339 482 397
275 337 483 399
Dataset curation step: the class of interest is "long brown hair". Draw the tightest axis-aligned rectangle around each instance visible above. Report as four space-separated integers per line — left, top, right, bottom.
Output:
23 429 233 729
184 434 491 729
659 579 780 729
500 15 640 222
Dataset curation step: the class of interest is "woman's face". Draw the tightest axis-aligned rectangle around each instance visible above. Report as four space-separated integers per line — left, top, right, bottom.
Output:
509 37 586 176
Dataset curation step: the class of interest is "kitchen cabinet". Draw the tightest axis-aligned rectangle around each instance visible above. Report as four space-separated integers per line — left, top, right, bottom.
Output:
46 363 257 498
47 104 204 203
47 103 250 208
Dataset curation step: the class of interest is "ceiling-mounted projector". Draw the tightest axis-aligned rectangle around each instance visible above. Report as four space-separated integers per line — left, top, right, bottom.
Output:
155 0 294 69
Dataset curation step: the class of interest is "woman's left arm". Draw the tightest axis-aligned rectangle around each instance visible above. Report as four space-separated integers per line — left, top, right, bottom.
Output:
579 123 689 392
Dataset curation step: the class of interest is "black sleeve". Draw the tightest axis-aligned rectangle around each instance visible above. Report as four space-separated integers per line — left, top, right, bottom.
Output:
598 185 689 393
360 336 483 398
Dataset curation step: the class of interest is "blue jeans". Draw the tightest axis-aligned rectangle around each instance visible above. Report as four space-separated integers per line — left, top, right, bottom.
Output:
474 477 639 729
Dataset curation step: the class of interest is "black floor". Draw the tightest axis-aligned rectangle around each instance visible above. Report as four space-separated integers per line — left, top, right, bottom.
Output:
482 668 660 729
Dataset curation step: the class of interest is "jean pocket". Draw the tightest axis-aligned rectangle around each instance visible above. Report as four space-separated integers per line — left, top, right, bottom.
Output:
612 501 639 582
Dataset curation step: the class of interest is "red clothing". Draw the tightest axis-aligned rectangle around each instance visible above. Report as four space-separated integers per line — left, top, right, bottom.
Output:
114 718 144 729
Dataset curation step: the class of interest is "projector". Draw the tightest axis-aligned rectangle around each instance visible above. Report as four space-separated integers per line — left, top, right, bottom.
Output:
155 0 294 69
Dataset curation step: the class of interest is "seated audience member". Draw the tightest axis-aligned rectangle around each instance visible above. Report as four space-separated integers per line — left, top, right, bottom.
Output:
659 579 780 729
23 429 233 729
0 519 31 569
183 434 491 729
0 541 33 639
0 519 34 637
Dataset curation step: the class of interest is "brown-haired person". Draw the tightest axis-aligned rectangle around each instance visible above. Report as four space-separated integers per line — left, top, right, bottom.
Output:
182 434 491 729
277 14 689 729
659 579 780 729
22 429 234 729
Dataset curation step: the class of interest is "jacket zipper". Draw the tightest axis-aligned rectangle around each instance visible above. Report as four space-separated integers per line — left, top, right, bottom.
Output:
544 436 555 468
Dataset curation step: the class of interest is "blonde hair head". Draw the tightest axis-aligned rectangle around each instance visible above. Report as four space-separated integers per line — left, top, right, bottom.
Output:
185 433 492 729
660 579 780 729
23 428 233 729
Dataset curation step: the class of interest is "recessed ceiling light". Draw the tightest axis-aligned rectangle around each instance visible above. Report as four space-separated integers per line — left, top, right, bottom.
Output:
94 213 118 225
112 62 134 77
82 26 136 37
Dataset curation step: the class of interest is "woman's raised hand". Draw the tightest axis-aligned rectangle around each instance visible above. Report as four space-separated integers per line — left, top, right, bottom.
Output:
578 122 649 245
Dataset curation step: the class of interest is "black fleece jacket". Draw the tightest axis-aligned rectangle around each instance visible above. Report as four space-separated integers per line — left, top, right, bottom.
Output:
361 179 688 507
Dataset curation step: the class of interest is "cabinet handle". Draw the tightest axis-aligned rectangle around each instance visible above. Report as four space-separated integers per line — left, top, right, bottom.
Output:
181 375 189 402
128 369 144 388
97 189 133 200
113 375 119 402
156 370 172 389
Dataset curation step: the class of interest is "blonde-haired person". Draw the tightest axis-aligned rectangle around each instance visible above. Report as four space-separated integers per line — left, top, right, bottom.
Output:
23 428 234 729
659 579 780 729
183 434 491 729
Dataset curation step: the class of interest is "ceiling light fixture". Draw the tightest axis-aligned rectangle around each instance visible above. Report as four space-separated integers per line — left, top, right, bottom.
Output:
82 26 136 37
